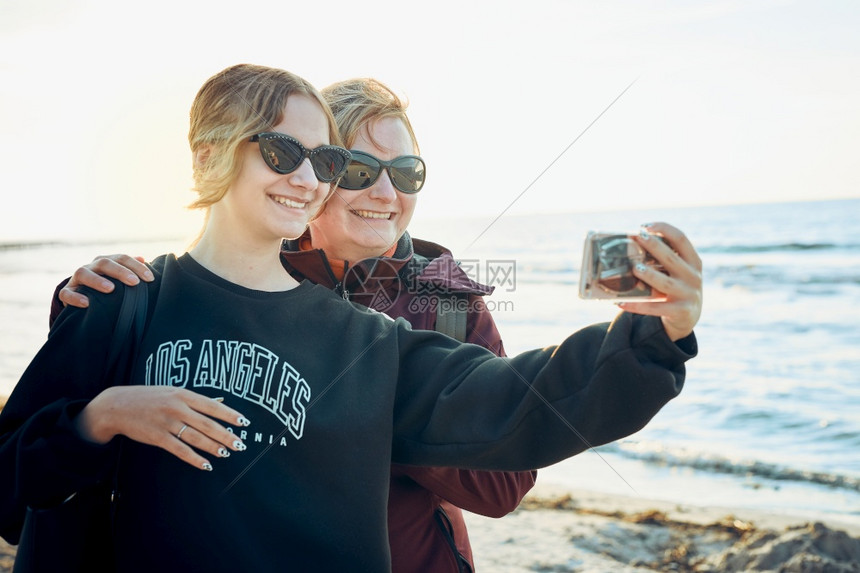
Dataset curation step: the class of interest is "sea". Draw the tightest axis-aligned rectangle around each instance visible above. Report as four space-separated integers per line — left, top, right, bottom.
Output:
2 198 859 528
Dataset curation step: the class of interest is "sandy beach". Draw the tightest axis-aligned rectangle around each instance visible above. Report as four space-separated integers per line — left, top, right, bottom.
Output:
2 483 859 572
465 482 860 572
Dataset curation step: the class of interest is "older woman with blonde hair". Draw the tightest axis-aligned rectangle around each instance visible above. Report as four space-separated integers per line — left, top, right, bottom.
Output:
293 77 535 572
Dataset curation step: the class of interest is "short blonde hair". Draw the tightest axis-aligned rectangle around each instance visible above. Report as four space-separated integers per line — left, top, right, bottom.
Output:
321 78 419 153
188 64 343 210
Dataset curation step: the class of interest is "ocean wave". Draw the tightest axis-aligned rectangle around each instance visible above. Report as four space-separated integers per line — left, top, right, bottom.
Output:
0 241 62 252
708 264 860 288
0 236 184 252
699 242 860 254
600 443 860 493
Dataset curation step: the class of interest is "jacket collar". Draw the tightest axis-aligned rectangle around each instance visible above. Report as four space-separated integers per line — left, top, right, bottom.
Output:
281 230 494 296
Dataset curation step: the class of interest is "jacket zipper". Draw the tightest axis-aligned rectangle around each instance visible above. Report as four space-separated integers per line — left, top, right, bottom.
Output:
334 280 351 300
326 254 349 300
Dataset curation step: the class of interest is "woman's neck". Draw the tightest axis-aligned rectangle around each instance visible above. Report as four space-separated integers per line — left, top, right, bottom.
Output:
189 231 300 292
309 234 400 264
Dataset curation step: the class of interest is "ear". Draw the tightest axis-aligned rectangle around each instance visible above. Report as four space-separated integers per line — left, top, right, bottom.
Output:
193 145 212 170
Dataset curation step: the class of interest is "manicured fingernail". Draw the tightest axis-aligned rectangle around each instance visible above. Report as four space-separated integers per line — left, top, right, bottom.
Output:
641 222 655 228
237 416 250 427
635 263 648 273
100 279 113 290
639 228 651 240
233 440 246 451
202 462 213 471
218 447 230 458
143 270 154 281
212 397 225 402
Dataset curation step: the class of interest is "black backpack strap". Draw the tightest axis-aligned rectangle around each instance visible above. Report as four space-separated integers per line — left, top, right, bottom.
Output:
435 293 468 343
106 281 148 372
106 278 150 540
103 278 149 389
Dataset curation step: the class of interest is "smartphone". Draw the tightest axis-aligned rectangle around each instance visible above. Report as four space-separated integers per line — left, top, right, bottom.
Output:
578 231 665 301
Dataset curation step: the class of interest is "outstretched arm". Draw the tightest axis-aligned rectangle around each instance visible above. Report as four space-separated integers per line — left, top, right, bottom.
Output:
391 308 695 472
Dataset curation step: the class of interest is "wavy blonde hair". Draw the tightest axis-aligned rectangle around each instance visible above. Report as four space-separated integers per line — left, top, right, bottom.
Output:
188 64 343 211
321 78 419 153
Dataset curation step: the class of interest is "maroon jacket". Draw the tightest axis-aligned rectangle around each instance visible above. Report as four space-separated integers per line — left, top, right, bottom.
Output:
281 231 536 573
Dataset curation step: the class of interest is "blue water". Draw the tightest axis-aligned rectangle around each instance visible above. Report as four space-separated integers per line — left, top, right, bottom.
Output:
2 198 859 525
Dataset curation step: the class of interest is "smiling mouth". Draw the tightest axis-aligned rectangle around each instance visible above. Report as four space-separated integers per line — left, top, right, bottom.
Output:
270 195 307 209
351 209 392 220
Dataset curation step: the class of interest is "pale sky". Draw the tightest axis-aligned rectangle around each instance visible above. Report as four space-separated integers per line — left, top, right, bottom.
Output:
1 0 858 243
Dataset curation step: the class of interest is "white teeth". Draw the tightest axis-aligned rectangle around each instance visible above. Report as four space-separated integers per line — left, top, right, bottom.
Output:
354 210 391 220
272 196 306 209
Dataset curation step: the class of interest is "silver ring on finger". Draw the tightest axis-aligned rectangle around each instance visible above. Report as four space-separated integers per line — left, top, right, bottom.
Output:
176 424 189 440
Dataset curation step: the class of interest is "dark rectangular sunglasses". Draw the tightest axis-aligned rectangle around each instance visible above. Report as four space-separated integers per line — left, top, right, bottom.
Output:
338 150 426 194
250 132 351 183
